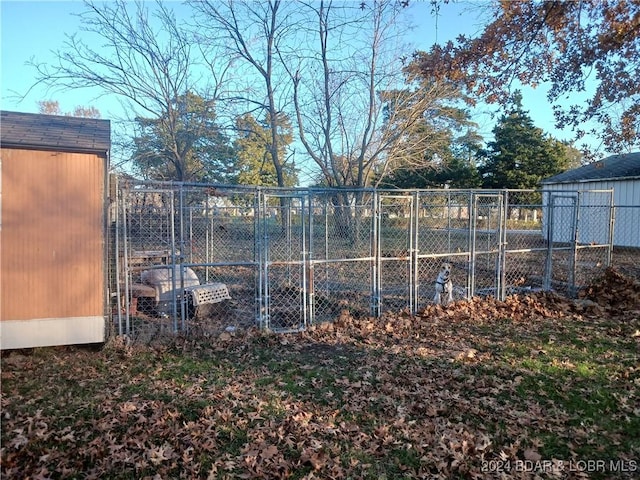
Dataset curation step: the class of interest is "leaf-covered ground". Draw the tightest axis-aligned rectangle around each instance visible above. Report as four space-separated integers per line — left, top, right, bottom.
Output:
2 268 639 479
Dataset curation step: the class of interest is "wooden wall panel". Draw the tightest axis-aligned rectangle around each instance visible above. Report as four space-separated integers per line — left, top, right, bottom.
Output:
1 148 105 321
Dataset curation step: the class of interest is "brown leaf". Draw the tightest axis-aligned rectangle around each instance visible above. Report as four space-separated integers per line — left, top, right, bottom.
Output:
120 402 137 413
260 444 278 460
524 448 542 462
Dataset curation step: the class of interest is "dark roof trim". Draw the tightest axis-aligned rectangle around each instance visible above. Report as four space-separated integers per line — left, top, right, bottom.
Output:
543 175 640 185
542 152 640 184
0 110 110 154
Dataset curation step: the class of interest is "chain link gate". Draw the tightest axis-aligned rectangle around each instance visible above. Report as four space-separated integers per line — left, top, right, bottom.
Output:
259 193 308 332
116 186 182 338
543 190 614 296
471 193 505 298
308 190 376 323
501 190 548 297
572 190 614 291
375 194 416 314
415 191 471 309
545 193 578 294
112 179 614 340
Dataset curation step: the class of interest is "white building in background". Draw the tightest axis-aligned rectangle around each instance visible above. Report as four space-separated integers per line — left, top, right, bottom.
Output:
541 153 640 248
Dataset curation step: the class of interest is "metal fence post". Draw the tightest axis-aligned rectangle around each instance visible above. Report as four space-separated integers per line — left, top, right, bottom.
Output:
301 195 308 328
411 191 419 315
469 193 476 298
113 177 122 337
178 185 187 332
543 192 553 291
254 189 264 328
259 189 270 329
307 192 315 326
324 197 329 303
570 192 581 297
121 183 131 337
371 190 381 317
168 189 178 333
498 191 508 301
607 191 615 267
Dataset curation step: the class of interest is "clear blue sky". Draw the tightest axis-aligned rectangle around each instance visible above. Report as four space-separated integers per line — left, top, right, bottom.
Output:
1 0 597 154
1 0 132 117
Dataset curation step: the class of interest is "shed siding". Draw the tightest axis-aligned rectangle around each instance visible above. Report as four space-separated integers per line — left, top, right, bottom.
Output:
543 180 640 248
1 149 105 331
613 180 640 248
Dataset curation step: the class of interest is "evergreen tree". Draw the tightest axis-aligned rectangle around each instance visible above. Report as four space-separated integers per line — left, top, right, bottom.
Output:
448 128 483 188
480 92 573 190
131 91 235 182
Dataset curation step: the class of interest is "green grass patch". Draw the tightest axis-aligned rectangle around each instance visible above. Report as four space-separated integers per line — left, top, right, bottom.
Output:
2 312 638 479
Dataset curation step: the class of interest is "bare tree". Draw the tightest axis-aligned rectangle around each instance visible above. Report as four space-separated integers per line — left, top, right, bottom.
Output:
290 0 461 189
287 0 463 239
190 0 298 190
28 0 228 180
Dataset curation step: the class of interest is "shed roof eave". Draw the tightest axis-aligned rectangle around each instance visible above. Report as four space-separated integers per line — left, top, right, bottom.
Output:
542 175 640 185
0 142 110 156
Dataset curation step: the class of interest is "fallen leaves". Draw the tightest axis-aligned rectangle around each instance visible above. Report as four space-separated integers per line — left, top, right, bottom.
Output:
1 268 638 479
147 444 175 465
579 267 640 319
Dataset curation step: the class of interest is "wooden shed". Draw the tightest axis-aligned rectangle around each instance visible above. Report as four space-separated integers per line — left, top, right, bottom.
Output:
542 152 640 247
1 110 110 349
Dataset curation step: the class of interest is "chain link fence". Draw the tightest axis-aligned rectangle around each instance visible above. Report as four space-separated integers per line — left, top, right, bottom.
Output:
110 180 614 341
610 205 640 279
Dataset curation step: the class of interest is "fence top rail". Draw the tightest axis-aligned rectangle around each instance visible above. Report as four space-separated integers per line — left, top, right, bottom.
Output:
114 177 613 197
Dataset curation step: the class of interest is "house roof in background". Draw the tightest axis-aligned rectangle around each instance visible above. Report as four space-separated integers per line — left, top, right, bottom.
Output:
542 152 640 184
0 110 110 154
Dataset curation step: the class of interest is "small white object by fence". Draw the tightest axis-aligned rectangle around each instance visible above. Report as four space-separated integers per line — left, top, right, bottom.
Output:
186 283 231 306
141 266 230 314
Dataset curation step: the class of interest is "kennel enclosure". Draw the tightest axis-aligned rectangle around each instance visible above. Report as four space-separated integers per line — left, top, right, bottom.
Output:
112 180 614 338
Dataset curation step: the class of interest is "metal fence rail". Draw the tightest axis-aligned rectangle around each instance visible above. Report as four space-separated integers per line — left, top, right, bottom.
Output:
110 180 614 339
